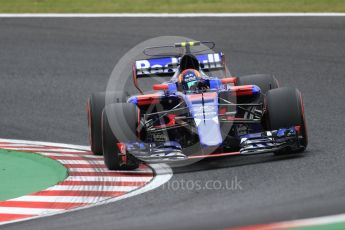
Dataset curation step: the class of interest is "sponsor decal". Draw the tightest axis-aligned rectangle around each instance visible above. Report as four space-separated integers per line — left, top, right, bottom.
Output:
136 53 223 76
149 152 186 158
136 57 178 75
152 132 168 142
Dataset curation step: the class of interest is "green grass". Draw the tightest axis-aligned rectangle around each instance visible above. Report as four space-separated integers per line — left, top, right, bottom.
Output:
0 149 67 201
0 0 344 13
291 221 345 230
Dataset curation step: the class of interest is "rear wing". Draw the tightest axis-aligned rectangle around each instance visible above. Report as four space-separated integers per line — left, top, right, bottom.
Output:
135 52 225 77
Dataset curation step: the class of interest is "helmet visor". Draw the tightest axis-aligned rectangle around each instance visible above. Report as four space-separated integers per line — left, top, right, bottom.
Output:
186 80 198 90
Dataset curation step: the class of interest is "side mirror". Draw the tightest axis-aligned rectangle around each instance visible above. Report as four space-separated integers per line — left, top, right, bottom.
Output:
152 84 169 91
221 77 237 85
152 83 177 92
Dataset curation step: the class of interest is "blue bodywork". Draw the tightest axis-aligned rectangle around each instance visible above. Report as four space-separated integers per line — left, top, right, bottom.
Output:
128 79 262 149
183 92 222 147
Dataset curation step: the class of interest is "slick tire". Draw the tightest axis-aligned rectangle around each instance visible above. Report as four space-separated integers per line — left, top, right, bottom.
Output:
265 87 308 154
102 103 140 170
236 74 279 94
87 92 127 155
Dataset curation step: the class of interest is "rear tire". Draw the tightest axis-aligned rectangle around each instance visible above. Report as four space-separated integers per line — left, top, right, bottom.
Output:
87 93 106 155
87 92 127 155
236 74 279 94
236 74 280 130
102 103 140 170
265 87 308 153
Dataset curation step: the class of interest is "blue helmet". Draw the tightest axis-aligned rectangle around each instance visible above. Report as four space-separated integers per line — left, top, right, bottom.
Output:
178 69 201 91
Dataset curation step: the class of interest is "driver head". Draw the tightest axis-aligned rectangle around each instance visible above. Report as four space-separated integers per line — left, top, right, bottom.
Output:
178 69 201 91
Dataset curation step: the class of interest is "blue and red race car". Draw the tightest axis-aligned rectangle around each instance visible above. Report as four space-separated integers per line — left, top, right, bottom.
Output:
87 41 308 170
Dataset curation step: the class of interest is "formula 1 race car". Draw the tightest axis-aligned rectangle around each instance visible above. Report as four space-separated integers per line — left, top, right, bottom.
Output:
87 41 308 170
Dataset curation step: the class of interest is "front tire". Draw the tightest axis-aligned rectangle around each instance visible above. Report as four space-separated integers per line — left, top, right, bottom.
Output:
102 103 140 170
265 87 308 153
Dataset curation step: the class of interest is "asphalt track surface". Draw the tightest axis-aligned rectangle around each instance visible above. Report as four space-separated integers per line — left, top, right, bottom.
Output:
0 17 344 230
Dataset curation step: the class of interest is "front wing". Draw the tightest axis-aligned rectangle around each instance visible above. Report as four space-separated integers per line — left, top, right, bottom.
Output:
121 127 303 163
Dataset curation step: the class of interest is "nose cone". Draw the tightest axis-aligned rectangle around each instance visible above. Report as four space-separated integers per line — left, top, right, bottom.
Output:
186 92 222 147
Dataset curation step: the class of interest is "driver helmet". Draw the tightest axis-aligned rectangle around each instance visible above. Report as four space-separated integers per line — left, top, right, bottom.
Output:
178 69 202 91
